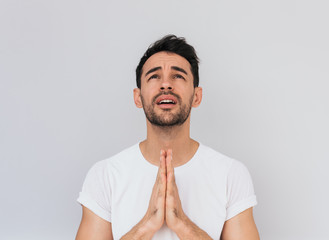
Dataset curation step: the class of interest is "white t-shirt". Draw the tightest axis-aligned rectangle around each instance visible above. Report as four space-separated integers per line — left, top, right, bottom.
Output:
77 143 257 239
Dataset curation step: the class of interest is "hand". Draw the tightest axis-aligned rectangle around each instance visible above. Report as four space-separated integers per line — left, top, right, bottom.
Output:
122 149 211 240
164 149 213 239
142 149 187 233
140 150 167 234
164 149 188 232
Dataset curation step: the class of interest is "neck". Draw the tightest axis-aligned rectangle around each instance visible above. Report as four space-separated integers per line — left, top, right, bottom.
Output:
139 117 199 167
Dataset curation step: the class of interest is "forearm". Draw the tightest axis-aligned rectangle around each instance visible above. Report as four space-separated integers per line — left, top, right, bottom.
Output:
175 218 213 240
120 218 156 240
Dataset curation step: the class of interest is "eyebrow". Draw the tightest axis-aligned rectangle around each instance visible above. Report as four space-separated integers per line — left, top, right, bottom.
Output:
144 66 188 77
145 67 161 77
171 66 188 75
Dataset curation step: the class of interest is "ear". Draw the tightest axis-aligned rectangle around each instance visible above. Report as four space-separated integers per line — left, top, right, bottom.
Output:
133 88 143 108
192 87 202 108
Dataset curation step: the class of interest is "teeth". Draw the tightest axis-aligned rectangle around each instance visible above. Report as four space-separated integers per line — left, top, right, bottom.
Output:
159 99 175 104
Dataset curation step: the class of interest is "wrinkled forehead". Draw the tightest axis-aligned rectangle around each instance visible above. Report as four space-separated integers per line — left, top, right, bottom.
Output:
142 51 192 76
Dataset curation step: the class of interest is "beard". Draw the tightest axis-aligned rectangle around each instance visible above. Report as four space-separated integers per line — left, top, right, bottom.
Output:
140 91 193 127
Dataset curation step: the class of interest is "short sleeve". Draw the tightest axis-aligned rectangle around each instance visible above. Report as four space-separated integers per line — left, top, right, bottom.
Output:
77 160 112 222
225 159 257 221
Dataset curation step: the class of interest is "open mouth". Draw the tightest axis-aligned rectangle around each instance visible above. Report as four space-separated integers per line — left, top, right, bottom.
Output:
155 95 178 108
157 99 176 105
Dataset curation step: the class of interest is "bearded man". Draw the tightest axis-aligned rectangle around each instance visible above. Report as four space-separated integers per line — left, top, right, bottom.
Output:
76 35 260 240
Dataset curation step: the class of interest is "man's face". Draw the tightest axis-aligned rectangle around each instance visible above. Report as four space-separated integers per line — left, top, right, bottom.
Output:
134 51 202 127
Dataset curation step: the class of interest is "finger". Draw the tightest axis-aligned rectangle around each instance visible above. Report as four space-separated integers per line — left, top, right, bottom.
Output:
166 149 173 178
160 150 167 180
166 149 174 194
158 150 167 196
157 150 164 174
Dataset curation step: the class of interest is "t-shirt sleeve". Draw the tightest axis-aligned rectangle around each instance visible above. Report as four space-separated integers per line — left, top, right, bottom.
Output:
77 160 112 222
225 159 257 221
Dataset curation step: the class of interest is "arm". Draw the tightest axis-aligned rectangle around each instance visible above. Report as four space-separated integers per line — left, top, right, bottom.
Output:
220 207 260 240
76 205 113 240
120 216 157 240
173 217 213 240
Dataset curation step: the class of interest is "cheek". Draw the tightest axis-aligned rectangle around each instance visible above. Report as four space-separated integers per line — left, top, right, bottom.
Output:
175 78 194 90
141 80 159 92
141 89 156 103
175 84 194 97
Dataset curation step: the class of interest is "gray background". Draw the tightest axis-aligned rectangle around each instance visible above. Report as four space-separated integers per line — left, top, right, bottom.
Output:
0 0 328 239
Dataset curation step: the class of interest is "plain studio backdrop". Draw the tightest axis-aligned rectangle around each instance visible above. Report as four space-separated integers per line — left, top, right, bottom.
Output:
0 0 328 239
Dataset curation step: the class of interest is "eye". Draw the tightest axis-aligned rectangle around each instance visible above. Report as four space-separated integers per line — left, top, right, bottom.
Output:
148 74 160 81
173 74 185 80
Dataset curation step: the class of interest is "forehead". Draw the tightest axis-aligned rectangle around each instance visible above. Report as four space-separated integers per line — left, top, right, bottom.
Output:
142 51 191 74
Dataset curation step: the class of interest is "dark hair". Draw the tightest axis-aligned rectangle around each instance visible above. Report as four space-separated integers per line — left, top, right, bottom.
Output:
136 34 199 89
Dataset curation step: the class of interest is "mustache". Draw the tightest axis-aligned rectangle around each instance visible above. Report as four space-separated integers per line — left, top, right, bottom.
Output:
152 91 181 104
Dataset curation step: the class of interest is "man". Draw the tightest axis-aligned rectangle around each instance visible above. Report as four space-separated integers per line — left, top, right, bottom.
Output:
76 35 260 240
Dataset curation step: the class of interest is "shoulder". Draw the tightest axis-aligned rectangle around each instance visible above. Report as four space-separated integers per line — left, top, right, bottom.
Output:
87 143 140 175
198 143 235 170
198 143 252 177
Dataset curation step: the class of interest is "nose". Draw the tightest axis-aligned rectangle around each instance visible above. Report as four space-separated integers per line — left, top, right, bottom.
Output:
160 86 172 90
160 76 173 91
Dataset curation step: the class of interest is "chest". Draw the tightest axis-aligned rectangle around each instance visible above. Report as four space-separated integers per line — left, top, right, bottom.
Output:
110 166 228 239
